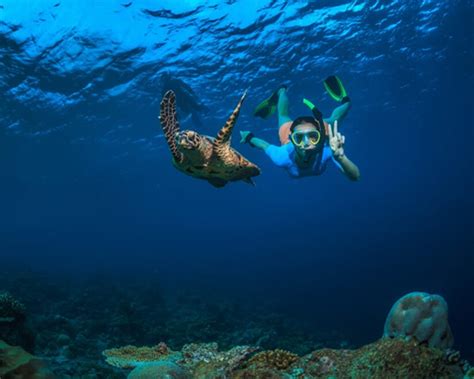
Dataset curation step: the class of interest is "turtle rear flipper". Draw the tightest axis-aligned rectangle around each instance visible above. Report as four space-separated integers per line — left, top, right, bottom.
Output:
213 91 247 161
160 90 183 163
208 178 227 188
242 177 256 186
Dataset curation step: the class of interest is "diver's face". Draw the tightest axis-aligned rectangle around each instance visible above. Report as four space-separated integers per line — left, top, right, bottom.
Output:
291 123 321 156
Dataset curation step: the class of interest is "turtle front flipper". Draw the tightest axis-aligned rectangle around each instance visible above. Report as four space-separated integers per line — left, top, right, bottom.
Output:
159 90 183 163
213 90 247 160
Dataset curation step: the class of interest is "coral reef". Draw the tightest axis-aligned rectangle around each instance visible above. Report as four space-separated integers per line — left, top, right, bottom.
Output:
180 342 221 364
383 292 454 349
247 349 299 370
103 342 175 368
296 338 462 378
0 273 471 378
179 343 258 377
0 291 26 323
103 341 258 377
0 339 54 378
0 291 35 351
127 361 190 379
0 272 347 376
104 338 468 378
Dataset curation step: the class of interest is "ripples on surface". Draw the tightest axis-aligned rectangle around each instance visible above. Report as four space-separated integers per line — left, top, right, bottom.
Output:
0 0 451 144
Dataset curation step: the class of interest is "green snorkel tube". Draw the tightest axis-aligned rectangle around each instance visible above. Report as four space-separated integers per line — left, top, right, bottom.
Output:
303 98 325 133
301 98 327 151
303 98 323 121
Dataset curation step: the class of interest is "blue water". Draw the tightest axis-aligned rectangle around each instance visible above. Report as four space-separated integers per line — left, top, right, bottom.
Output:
1 0 473 367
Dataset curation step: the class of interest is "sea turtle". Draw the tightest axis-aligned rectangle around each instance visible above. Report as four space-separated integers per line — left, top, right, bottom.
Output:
159 89 260 188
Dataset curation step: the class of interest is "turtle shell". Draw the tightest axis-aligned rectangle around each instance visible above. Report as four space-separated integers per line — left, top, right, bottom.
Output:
173 135 260 187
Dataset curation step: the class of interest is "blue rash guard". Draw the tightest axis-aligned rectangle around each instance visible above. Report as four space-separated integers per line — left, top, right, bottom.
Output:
264 144 342 178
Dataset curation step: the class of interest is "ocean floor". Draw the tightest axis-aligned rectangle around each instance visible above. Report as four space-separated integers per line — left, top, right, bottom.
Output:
0 270 472 378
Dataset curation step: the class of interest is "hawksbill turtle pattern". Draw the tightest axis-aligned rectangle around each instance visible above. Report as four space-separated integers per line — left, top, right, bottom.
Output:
159 90 260 187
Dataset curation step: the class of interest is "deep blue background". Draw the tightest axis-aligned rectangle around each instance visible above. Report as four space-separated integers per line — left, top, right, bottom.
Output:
1 0 473 356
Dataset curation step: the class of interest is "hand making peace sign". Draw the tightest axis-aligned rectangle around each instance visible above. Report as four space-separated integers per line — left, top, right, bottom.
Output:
328 120 345 159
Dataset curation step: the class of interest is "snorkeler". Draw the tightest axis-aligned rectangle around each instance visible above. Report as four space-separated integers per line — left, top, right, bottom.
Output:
160 72 209 127
240 76 360 181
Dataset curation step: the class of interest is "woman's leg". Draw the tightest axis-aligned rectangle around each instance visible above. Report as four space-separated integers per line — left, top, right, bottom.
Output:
277 88 292 127
277 88 293 145
324 101 351 127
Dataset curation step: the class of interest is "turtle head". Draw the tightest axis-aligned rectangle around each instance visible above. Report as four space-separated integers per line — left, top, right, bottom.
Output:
176 130 203 152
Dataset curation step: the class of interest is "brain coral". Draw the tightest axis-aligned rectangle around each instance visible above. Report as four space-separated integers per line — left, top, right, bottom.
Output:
383 292 454 349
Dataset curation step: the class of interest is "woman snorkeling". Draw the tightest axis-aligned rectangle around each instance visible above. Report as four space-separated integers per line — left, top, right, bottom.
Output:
240 76 360 181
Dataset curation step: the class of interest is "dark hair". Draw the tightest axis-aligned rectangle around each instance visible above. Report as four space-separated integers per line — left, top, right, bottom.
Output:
290 116 321 133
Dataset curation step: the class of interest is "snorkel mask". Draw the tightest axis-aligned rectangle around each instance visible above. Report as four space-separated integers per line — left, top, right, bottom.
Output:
290 128 321 148
289 98 326 153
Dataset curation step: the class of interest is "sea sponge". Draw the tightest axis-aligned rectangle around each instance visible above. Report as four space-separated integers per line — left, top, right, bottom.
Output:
383 292 454 349
103 342 172 368
247 349 299 370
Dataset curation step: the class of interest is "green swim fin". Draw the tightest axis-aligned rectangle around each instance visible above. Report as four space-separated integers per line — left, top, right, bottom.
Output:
324 75 347 102
253 86 285 119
